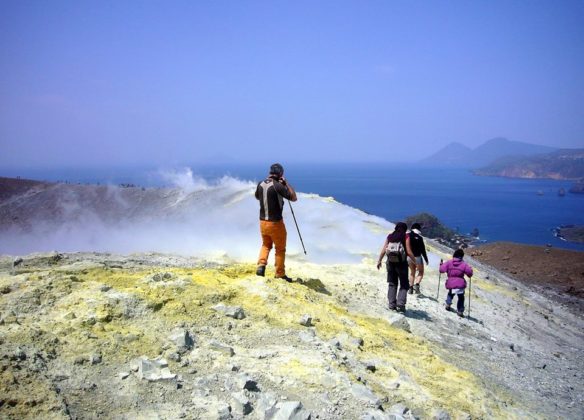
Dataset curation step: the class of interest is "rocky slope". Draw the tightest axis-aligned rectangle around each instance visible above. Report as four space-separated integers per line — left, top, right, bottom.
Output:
1 248 583 419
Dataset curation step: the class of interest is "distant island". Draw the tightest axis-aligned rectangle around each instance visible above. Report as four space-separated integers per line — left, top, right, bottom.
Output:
422 139 584 193
420 137 557 168
473 149 584 181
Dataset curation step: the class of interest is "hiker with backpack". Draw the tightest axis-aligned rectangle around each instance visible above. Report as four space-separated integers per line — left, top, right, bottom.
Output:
377 222 416 313
439 249 473 317
408 223 429 295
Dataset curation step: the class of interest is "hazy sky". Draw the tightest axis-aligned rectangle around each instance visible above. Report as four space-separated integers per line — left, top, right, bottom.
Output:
1 0 583 168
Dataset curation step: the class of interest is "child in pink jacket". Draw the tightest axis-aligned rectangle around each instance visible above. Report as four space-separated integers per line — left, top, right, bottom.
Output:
440 249 473 317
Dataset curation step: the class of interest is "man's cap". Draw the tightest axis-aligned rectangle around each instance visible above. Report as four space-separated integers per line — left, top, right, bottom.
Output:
270 163 284 176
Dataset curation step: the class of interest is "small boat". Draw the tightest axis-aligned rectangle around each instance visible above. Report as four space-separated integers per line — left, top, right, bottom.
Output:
558 188 566 196
537 190 544 196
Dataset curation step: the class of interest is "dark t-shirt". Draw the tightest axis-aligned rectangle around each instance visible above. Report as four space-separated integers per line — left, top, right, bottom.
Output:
255 177 292 221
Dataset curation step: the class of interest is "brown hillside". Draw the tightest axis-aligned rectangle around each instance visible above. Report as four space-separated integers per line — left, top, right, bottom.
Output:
470 242 584 309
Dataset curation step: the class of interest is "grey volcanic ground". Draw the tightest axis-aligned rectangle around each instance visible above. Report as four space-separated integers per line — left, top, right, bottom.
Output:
1 177 583 419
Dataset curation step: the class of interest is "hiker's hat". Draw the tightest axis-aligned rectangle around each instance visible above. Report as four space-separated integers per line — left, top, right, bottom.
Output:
270 163 284 176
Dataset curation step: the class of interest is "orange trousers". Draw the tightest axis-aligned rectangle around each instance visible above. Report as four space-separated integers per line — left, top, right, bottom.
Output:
258 220 287 277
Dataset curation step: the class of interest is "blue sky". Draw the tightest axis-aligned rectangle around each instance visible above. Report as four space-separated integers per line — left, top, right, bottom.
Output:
1 0 583 168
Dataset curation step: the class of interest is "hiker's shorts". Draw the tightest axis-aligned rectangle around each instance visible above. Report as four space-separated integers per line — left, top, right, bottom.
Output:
408 256 423 265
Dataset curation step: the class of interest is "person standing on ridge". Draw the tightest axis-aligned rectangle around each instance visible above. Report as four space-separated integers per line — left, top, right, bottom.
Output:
440 249 473 317
377 222 416 313
408 223 429 295
255 163 297 282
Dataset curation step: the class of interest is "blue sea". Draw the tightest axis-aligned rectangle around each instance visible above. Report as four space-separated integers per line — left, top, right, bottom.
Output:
4 163 584 251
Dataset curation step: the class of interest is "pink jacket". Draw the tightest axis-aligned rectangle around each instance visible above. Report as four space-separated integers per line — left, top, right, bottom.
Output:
440 258 473 289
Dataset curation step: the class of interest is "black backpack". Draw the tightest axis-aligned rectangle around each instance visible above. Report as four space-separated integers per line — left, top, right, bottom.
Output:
409 231 423 254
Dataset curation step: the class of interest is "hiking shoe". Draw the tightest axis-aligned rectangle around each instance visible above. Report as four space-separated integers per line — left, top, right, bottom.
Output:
408 287 414 295
256 265 266 277
276 275 293 283
396 306 406 313
457 311 465 318
445 304 452 312
414 284 420 294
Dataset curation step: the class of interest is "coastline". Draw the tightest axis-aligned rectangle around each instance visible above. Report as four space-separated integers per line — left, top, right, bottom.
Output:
472 171 582 181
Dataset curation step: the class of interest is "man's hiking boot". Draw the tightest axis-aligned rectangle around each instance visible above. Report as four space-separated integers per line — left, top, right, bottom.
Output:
256 265 266 277
396 306 406 314
457 311 465 318
444 304 452 312
408 287 414 295
414 284 420 294
276 275 293 283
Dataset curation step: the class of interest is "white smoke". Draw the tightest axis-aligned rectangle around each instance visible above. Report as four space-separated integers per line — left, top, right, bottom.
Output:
1 168 395 264
159 167 211 193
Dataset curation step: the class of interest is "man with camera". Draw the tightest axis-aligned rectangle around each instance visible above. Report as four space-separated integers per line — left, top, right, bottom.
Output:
255 163 298 281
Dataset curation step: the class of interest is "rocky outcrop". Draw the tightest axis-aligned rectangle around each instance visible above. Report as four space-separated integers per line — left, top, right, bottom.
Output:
404 212 477 249
553 225 584 244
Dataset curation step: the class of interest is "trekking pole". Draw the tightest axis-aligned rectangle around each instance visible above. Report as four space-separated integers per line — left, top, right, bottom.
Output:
468 276 472 318
436 259 443 301
288 200 307 255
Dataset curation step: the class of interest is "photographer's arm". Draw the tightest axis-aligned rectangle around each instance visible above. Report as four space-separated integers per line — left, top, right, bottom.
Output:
281 177 297 202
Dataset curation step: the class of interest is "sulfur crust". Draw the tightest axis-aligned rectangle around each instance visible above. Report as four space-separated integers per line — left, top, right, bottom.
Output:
100 265 527 417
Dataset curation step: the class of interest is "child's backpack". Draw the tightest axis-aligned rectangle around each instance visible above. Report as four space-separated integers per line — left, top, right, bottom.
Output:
386 240 406 263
